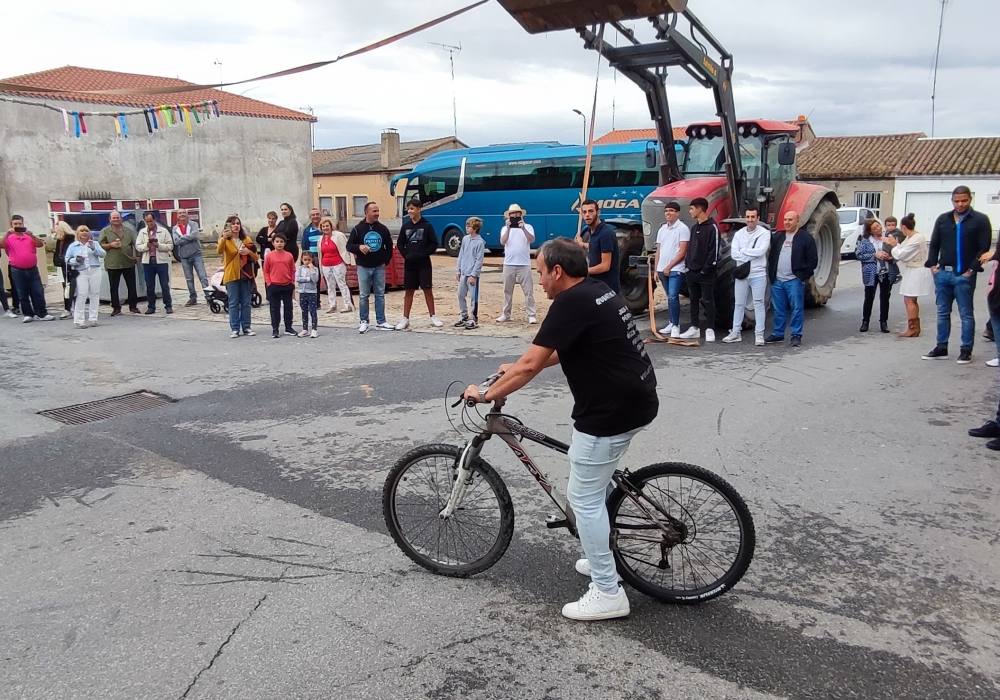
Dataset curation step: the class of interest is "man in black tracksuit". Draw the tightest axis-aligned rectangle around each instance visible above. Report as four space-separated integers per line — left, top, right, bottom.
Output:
395 199 442 330
679 197 721 342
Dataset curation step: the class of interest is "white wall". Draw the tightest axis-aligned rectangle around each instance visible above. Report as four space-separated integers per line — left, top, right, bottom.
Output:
0 98 311 237
891 177 1000 235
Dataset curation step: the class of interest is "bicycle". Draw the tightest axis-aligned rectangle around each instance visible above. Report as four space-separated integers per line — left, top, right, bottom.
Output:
382 375 756 604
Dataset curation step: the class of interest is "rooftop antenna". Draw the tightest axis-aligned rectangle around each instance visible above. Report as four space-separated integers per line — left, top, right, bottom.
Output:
213 59 223 86
430 42 462 137
930 0 948 137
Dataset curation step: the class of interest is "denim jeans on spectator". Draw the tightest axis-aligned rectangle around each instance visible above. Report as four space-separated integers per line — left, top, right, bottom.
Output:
734 275 767 335
658 271 684 327
10 266 47 318
356 264 386 324
181 253 210 300
225 279 252 332
567 426 644 594
990 311 1000 359
771 277 804 338
934 269 976 349
143 262 173 311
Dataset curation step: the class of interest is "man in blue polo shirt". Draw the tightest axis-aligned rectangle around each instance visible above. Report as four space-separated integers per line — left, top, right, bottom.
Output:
576 199 620 292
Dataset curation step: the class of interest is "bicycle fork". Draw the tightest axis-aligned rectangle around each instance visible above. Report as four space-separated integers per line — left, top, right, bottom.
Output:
439 436 485 519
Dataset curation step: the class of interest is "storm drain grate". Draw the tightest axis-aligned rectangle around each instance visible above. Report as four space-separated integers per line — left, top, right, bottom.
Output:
38 390 176 425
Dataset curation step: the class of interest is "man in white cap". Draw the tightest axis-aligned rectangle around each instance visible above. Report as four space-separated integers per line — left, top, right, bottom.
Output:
497 203 537 324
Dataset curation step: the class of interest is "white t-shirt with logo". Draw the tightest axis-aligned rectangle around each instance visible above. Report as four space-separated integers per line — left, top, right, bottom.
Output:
502 223 534 266
655 220 691 273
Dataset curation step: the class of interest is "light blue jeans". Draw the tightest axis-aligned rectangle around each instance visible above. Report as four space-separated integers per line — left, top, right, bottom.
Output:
356 264 386 324
180 253 210 300
658 271 684 326
933 269 977 350
567 425 644 594
771 277 805 338
733 274 767 335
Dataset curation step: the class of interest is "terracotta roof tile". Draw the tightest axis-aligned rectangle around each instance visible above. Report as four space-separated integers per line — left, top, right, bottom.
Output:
0 65 314 122
798 133 925 179
594 127 686 144
898 137 1000 176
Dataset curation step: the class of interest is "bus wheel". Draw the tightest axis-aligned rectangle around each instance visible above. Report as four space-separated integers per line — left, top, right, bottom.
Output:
443 228 463 257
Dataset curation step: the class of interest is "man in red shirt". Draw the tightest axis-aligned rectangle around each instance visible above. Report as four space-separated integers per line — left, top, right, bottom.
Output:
0 215 54 322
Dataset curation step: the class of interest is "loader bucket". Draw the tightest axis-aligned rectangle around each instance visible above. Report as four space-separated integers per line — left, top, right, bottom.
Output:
497 0 688 34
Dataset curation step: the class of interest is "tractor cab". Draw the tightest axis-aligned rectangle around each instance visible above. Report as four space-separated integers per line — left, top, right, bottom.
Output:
682 119 798 229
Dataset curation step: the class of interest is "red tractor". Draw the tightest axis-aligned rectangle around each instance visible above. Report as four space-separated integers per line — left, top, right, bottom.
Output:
499 0 842 319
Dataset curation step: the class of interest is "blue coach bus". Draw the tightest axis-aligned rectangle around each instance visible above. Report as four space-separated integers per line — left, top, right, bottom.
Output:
389 140 679 255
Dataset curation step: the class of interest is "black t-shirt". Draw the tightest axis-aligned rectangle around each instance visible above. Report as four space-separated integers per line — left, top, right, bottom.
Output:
583 221 620 292
532 278 658 436
397 217 438 269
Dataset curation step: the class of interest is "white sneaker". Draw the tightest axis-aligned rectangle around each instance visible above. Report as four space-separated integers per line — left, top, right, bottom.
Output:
658 323 675 335
679 326 699 339
670 327 681 339
4 310 16 318
21 316 33 324
37 315 55 321
243 329 256 337
229 330 240 338
375 321 395 331
297 329 309 338
358 321 369 334
574 558 623 581
341 305 354 313
496 314 510 323
705 329 716 343
987 358 999 368
310 329 318 339
395 318 410 331
722 330 741 343
528 316 537 324
74 322 85 329
59 311 70 319
430 315 444 328
561 583 630 621
755 334 765 347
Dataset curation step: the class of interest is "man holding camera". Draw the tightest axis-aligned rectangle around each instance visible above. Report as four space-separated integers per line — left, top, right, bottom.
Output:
0 215 53 322
497 203 537 324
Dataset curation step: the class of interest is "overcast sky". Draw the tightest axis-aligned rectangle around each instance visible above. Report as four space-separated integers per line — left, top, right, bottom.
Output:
6 0 1000 149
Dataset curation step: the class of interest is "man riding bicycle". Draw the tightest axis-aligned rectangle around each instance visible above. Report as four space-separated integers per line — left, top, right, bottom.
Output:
463 237 658 620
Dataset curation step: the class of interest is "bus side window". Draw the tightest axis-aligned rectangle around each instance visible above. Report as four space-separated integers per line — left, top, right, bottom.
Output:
420 167 460 203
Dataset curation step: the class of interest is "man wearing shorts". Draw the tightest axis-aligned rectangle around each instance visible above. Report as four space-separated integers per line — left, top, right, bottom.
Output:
395 199 444 329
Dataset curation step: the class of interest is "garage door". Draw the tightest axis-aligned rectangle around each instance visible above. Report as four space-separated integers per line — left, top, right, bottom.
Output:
903 191 952 232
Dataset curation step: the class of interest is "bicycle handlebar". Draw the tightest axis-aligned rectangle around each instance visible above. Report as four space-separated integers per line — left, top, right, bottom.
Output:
451 372 505 408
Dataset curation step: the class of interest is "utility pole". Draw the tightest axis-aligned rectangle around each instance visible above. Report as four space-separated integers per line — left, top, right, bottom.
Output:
930 0 948 137
572 109 587 145
430 42 462 138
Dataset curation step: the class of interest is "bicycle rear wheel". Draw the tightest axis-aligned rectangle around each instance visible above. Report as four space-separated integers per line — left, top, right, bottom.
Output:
382 444 514 577
608 462 755 604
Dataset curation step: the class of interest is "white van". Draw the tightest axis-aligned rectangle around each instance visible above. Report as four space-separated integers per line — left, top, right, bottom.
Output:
838 206 880 257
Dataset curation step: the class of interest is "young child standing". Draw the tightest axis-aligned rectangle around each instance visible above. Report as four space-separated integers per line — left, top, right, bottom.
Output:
297 251 320 338
455 217 486 329
263 234 296 339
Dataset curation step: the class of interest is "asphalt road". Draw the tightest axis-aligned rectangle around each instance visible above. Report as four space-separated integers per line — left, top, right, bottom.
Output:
1 270 998 699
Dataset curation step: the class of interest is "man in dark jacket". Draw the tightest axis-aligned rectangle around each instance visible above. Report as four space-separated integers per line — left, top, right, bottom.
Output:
921 185 994 364
346 202 394 333
395 199 443 330
764 210 818 347
678 197 721 342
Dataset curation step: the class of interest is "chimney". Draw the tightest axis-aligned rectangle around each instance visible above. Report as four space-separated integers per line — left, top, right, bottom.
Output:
380 128 400 169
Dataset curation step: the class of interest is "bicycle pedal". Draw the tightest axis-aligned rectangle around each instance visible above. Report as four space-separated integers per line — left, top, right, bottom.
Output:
545 516 570 530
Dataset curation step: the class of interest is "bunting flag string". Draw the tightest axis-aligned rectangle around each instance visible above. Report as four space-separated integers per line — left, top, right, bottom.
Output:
0 96 220 139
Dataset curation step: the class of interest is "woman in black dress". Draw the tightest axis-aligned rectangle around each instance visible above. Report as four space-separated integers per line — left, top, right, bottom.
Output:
275 203 299 261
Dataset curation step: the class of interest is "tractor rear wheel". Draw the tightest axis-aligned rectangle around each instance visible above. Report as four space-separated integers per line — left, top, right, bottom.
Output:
805 200 840 307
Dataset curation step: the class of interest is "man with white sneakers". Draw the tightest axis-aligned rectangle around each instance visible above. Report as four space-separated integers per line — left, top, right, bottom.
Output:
463 238 657 621
723 209 771 346
653 201 689 337
395 199 444 330
679 197 721 343
497 203 537 324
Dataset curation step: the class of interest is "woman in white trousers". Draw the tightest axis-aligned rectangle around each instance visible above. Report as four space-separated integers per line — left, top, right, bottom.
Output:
318 218 355 312
63 226 106 328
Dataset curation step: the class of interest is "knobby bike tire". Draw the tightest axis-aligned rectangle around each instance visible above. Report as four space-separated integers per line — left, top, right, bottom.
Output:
382 444 515 578
608 462 755 604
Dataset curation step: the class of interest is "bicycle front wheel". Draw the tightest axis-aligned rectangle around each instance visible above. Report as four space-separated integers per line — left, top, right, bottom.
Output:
608 462 755 604
382 444 514 577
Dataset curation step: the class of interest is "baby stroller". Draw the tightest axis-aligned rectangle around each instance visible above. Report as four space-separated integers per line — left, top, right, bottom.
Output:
207 268 262 314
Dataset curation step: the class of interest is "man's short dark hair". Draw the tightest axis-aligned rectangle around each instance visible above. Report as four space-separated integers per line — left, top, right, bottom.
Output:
407 198 422 209
884 215 897 224
664 201 681 212
10 214 23 222
272 233 287 242
952 185 971 198
580 199 599 210
690 197 709 211
745 207 758 215
540 238 588 278
363 201 377 212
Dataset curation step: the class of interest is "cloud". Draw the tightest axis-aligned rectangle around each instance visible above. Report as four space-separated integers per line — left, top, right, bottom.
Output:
4 0 998 149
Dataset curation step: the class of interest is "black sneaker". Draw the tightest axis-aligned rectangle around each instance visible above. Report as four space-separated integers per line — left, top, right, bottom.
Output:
453 317 468 328
144 308 156 315
987 437 1000 451
285 327 298 336
969 421 1000 438
922 345 948 360
165 307 173 315
957 348 972 365
790 335 802 347
763 334 784 344
185 298 198 307
465 319 478 329
272 330 280 339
